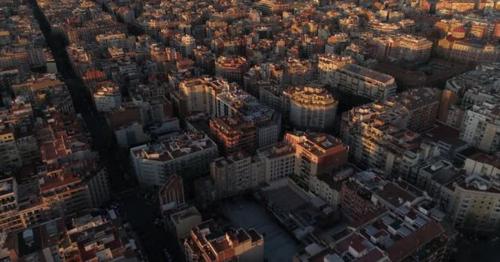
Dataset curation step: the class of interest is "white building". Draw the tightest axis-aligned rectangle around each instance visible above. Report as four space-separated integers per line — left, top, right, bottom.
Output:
341 90 441 175
284 86 338 130
440 64 500 129
209 142 296 198
449 175 500 232
210 153 264 198
130 131 218 187
308 167 354 209
115 122 149 148
371 34 433 64
460 103 500 153
464 151 500 182
318 54 397 100
93 82 121 112
413 159 500 233
256 142 295 183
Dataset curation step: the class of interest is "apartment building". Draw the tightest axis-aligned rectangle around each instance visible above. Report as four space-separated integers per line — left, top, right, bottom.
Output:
317 54 354 79
209 116 257 154
334 211 448 262
159 174 186 212
1 218 65 261
449 175 500 232
308 167 355 209
176 34 196 57
130 131 219 187
339 171 386 224
258 81 284 112
210 152 264 198
39 169 92 216
208 141 296 199
283 58 314 86
62 213 140 261
92 81 122 112
318 54 396 100
341 88 441 174
114 122 150 148
390 87 441 132
0 127 22 169
437 37 499 64
184 220 264 262
410 159 459 211
244 63 285 94
11 74 73 113
283 86 338 131
409 157 500 233
460 103 500 153
463 151 500 179
0 177 21 233
214 86 281 148
371 34 433 64
256 142 296 183
286 132 349 190
440 64 500 129
215 56 248 83
169 206 202 240
85 168 111 208
0 176 62 234
178 77 224 115
177 77 281 148
95 32 132 49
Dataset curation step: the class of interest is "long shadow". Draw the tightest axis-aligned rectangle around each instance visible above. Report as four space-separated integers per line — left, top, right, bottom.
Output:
29 0 133 193
29 2 184 261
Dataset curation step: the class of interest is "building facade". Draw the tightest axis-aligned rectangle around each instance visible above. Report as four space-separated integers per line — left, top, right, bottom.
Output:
318 54 396 100
283 86 338 131
184 220 264 262
130 131 219 187
460 103 500 153
286 132 349 190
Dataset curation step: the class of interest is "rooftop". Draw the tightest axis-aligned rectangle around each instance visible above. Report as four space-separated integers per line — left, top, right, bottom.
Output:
257 142 295 159
93 81 120 96
131 131 216 162
287 132 348 157
215 56 247 69
422 160 462 187
12 74 64 92
343 63 394 84
170 206 201 225
375 182 417 208
284 86 337 107
465 151 500 169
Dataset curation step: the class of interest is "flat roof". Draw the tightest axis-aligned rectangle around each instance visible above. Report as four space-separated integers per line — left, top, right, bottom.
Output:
344 63 394 84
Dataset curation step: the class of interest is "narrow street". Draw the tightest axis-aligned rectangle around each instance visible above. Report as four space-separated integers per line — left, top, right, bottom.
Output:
29 1 183 261
29 0 130 193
